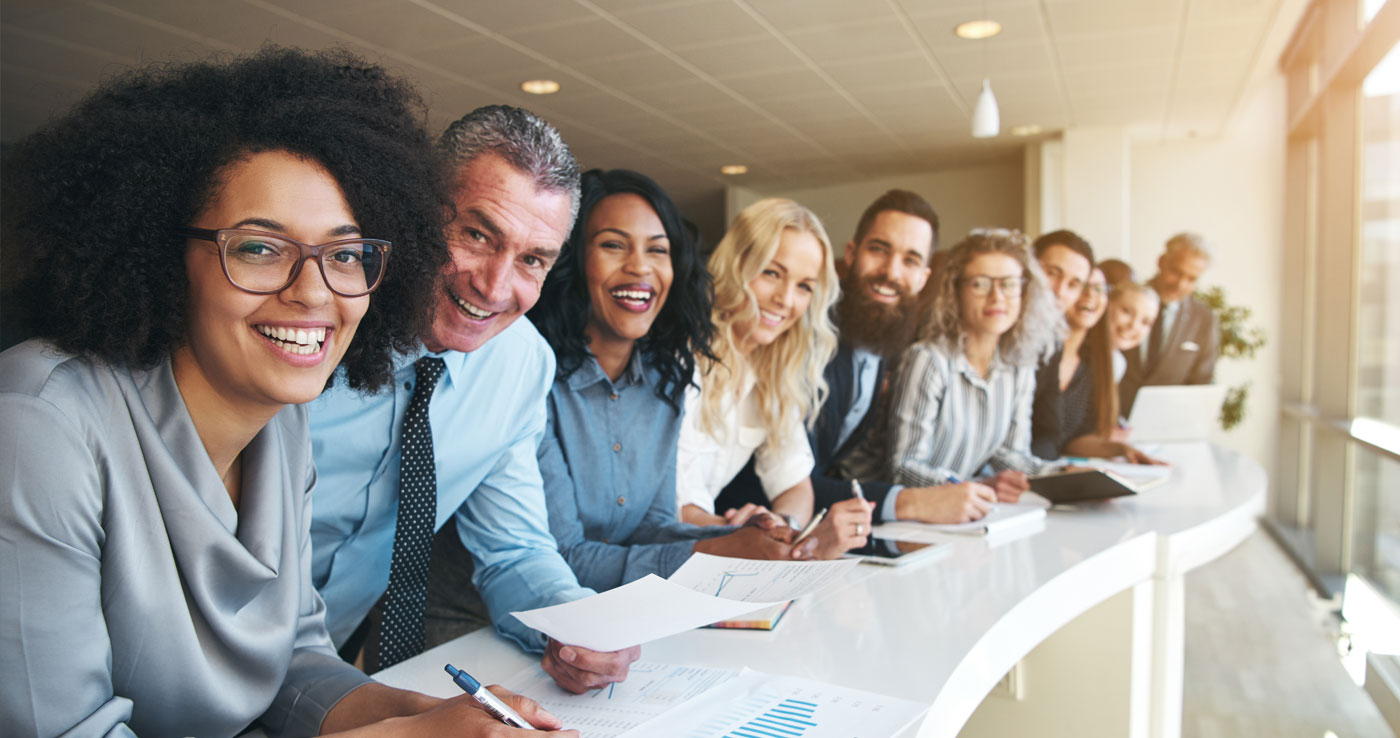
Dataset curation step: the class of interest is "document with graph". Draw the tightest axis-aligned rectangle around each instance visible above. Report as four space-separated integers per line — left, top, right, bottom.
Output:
667 553 860 603
510 555 859 651
504 662 740 738
615 668 928 738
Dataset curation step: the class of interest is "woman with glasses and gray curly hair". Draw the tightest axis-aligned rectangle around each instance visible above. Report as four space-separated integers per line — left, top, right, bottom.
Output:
841 229 1063 505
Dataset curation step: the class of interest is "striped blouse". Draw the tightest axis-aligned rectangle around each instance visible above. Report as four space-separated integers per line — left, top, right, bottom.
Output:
842 340 1053 486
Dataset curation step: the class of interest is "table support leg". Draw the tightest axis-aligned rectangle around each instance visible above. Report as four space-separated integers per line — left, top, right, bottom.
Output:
1149 573 1185 738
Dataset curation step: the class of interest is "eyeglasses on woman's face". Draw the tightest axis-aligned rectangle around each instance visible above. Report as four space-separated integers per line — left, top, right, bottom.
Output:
959 275 1025 298
174 227 391 298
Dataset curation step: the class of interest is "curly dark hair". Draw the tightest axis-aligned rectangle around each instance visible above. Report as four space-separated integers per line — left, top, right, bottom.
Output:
1 47 450 391
528 168 714 412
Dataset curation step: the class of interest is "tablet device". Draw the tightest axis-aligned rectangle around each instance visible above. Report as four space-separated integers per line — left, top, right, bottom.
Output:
1126 384 1227 442
1029 468 1139 503
843 536 951 567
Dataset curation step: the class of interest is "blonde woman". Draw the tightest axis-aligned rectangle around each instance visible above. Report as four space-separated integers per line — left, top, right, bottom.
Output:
675 198 872 558
844 229 1063 503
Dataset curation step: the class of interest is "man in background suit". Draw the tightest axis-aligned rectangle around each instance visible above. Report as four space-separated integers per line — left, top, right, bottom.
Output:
719 190 997 525
1119 232 1220 413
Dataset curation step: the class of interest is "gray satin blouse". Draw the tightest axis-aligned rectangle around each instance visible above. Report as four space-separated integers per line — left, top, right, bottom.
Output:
0 340 371 737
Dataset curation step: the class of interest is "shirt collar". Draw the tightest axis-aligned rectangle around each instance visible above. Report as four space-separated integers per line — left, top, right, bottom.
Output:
400 344 471 390
565 349 647 392
956 347 1010 384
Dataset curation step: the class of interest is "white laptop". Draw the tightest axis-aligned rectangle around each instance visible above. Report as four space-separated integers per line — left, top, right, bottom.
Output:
1126 384 1228 442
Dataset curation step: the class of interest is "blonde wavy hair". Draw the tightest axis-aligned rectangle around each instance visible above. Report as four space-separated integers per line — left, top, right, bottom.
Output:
916 228 1062 368
700 198 840 442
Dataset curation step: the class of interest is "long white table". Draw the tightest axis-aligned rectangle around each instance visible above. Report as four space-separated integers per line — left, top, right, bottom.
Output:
376 441 1265 738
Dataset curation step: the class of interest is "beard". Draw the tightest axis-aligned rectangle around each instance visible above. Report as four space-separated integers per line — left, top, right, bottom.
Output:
835 271 918 361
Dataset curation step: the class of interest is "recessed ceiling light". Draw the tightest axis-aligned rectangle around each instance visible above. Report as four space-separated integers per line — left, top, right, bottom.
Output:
955 19 1002 40
1011 124 1044 136
520 79 560 95
720 165 748 175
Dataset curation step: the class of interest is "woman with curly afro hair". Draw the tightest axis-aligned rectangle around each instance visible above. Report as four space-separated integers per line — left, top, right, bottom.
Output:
0 48 568 737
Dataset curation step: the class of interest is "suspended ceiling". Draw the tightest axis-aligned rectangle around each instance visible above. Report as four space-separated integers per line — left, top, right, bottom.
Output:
2 0 1297 213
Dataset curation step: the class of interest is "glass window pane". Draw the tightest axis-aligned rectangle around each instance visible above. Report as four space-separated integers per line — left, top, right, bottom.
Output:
1358 42 1400 425
1350 445 1400 604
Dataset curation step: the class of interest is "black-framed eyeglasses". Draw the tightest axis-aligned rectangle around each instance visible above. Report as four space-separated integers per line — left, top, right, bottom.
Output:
175 227 391 298
960 275 1026 297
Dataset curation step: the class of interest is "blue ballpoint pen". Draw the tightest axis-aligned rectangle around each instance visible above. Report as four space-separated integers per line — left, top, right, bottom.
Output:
445 664 536 730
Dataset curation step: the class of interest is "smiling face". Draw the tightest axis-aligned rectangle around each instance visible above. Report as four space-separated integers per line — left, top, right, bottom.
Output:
1108 288 1160 350
1154 250 1209 304
582 192 673 349
958 252 1024 342
843 210 933 307
1066 267 1108 331
737 227 824 352
1037 243 1093 314
174 150 369 412
426 153 574 354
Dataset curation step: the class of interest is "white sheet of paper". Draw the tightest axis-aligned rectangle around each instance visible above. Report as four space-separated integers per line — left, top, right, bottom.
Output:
666 553 860 602
509 574 781 652
874 503 1047 537
615 668 928 738
504 662 740 738
1085 459 1172 489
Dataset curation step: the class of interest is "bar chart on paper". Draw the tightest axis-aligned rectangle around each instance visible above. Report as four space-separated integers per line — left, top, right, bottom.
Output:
617 669 927 738
718 694 820 737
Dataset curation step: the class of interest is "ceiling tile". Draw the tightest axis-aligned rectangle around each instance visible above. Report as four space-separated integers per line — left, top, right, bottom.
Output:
1179 19 1261 59
672 36 805 78
623 78 736 112
505 17 653 63
407 0 598 34
1044 0 1185 36
1055 28 1176 70
575 50 701 88
935 41 1058 80
612 0 768 49
717 68 834 102
745 0 897 32
413 36 552 82
785 17 919 66
676 99 780 131
314 3 484 51
819 52 927 89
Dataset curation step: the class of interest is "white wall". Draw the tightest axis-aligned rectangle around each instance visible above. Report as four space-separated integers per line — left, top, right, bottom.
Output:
1127 76 1286 476
725 158 1024 256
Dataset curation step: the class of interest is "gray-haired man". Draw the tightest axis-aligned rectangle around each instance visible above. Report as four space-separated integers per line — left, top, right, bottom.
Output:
308 106 638 697
1118 232 1220 413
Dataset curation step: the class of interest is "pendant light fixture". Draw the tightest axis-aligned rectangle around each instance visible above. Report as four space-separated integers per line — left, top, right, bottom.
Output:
972 79 999 138
967 0 1000 138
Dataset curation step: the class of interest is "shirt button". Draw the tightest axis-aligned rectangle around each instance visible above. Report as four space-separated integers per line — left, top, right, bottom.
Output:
610 393 618 400
403 381 412 391
613 442 622 452
617 496 626 506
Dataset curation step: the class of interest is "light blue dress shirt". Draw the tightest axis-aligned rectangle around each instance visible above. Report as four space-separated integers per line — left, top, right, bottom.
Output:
308 319 593 652
540 353 729 592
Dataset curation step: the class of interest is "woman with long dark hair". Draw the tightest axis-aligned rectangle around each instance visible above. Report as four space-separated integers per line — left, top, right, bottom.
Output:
530 169 802 592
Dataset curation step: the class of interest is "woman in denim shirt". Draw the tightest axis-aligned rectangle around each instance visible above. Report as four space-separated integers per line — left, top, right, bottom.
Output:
528 169 800 592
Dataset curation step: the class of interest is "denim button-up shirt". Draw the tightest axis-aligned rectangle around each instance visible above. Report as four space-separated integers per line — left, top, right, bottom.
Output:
540 353 727 592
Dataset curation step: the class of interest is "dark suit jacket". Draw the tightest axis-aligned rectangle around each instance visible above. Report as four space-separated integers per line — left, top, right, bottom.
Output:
1119 295 1219 413
714 341 899 523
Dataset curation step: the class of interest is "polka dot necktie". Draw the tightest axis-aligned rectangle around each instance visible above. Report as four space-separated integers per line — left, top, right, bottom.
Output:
378 356 445 670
